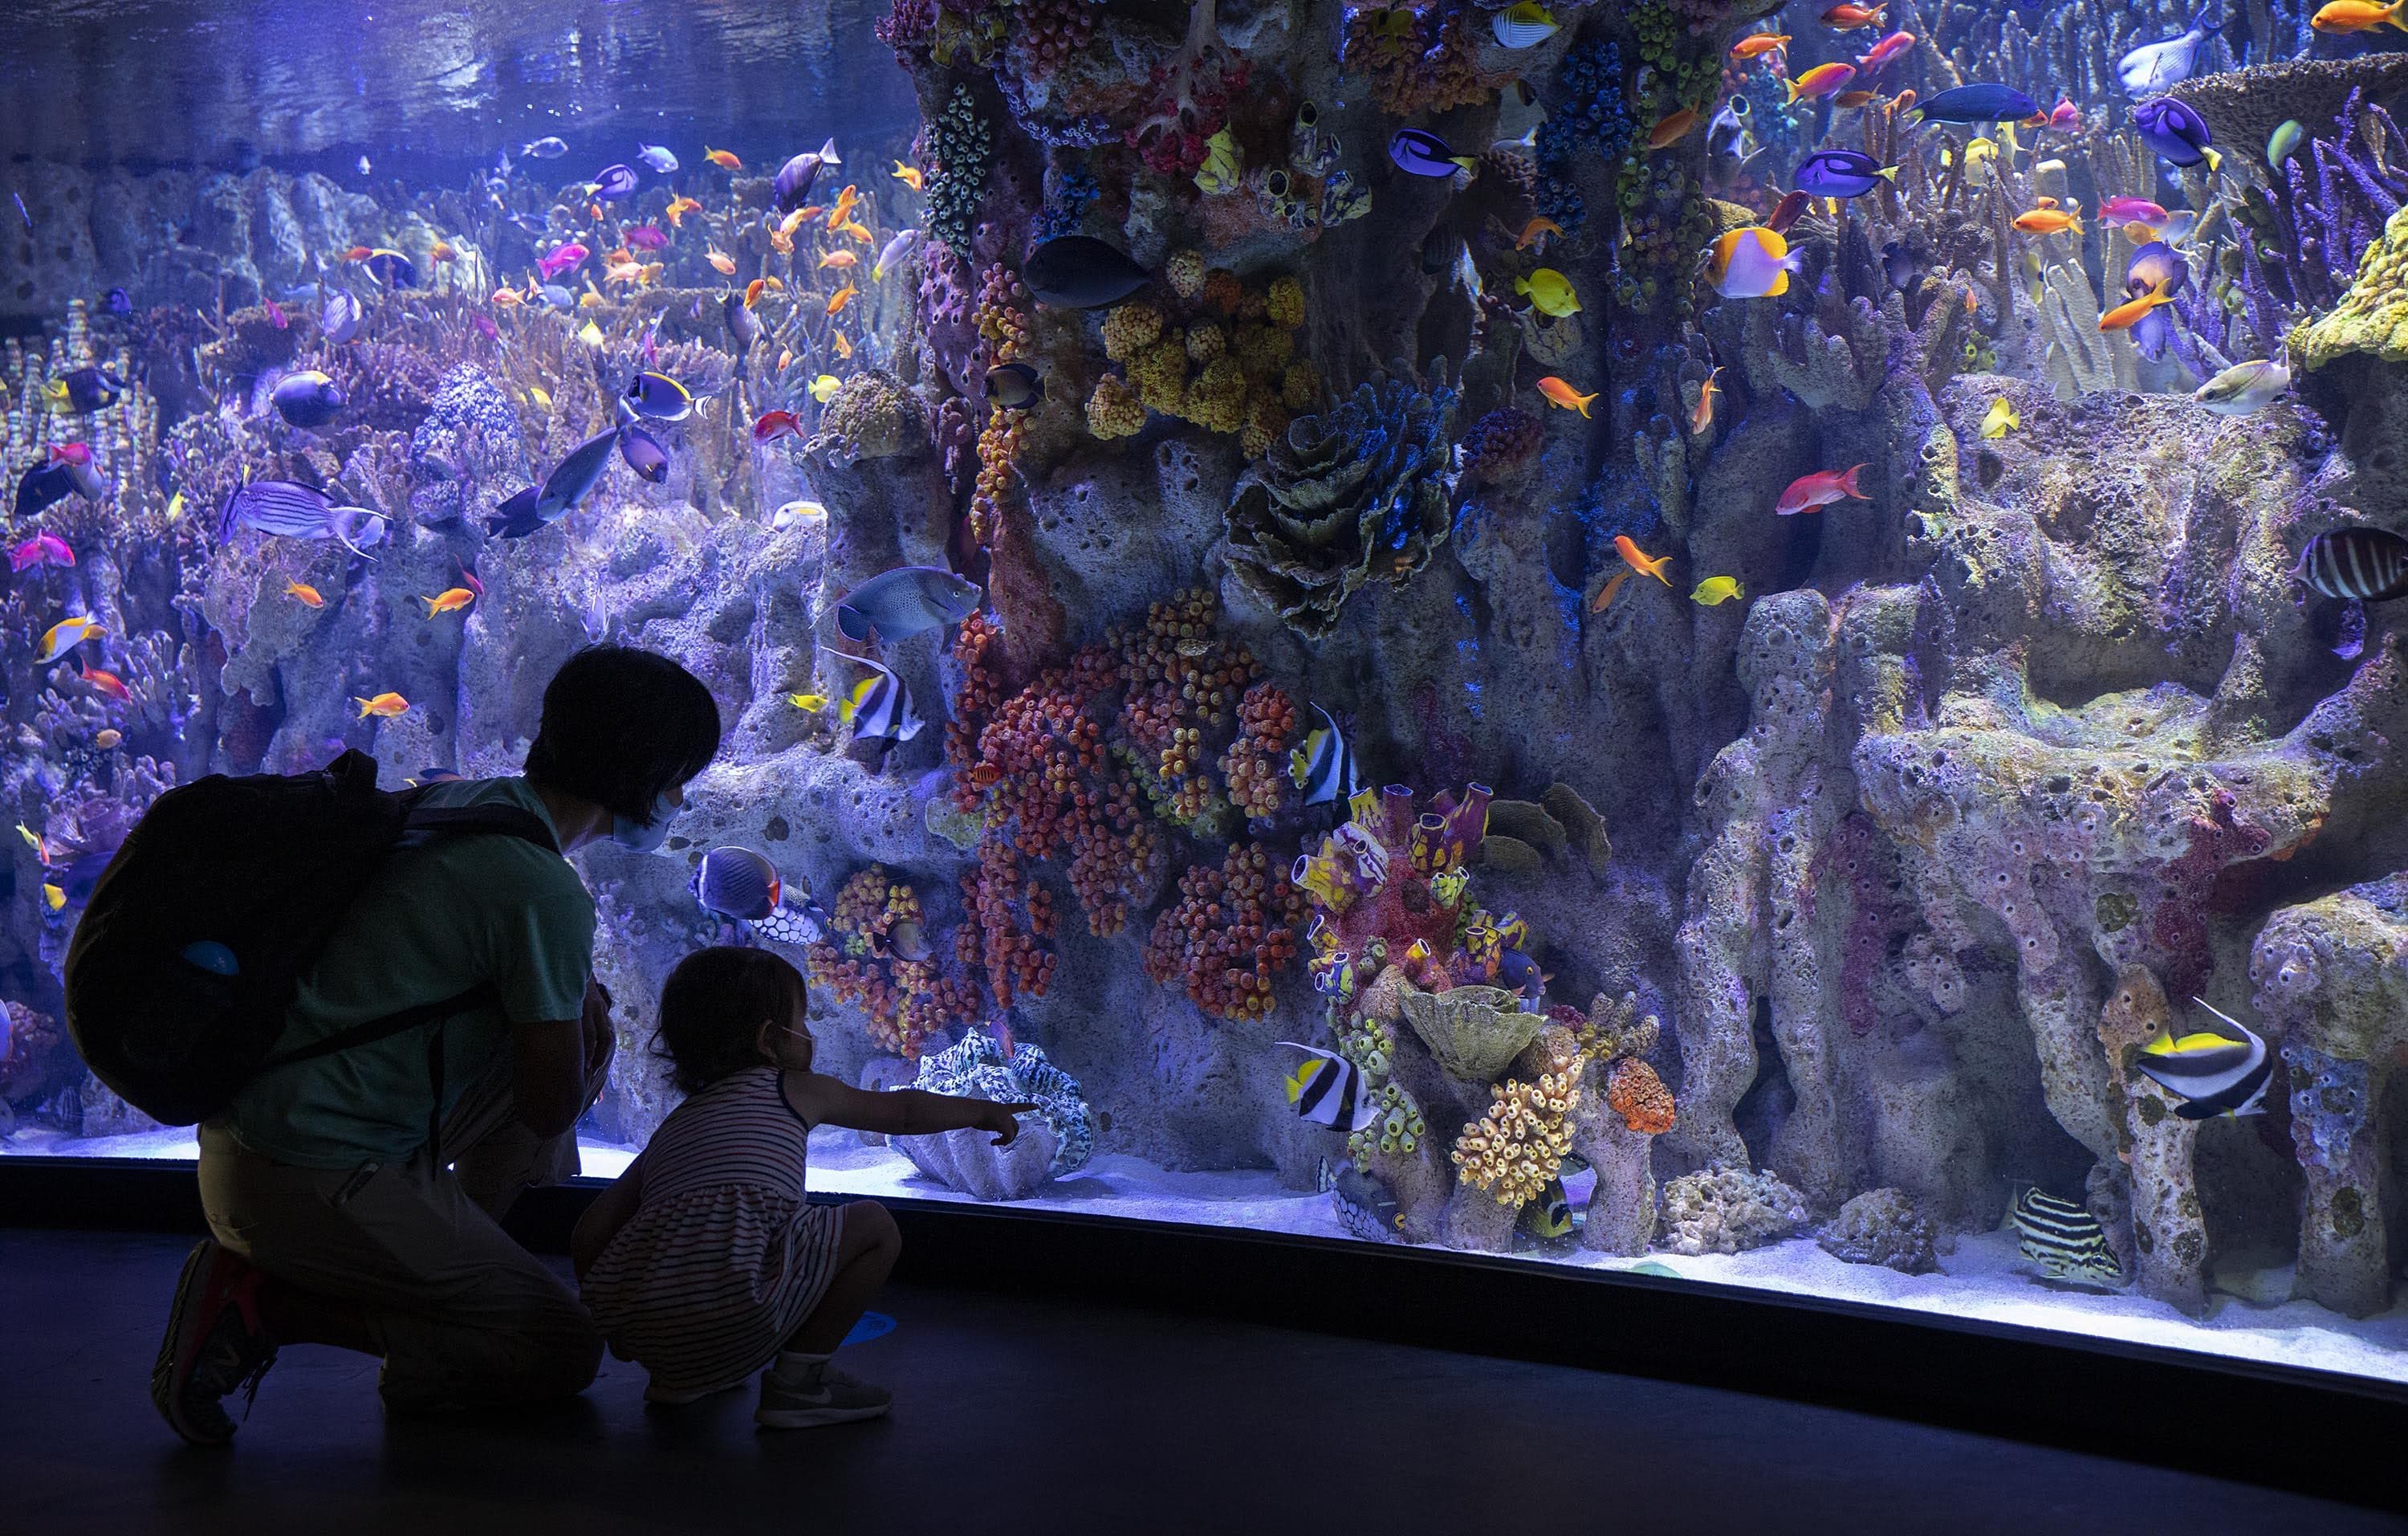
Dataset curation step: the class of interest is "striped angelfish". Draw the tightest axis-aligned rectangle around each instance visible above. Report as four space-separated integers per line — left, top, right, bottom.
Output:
2007 1188 2126 1287
1290 704 1363 806
2297 528 2408 603
836 654 924 743
1279 1041 1379 1132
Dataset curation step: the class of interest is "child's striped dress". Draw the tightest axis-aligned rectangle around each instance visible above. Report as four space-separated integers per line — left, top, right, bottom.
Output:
582 1065 843 1395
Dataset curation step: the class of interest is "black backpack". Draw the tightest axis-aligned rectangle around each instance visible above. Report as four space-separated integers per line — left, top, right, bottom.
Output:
63 749 558 1131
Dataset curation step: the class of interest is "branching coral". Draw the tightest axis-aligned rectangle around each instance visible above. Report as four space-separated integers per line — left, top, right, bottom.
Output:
1125 0 1248 177
806 867 978 1058
1223 361 1459 640
1141 842 1306 1020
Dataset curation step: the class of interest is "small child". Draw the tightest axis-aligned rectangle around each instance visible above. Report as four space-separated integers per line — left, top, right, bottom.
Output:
574 945 1031 1428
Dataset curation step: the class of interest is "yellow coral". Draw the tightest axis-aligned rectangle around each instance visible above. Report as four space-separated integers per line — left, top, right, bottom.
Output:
1235 321 1294 373
1086 373 1146 439
1101 302 1165 362
1129 335 1190 414
1279 358 1322 411
1266 275 1305 328
1186 321 1226 363
1239 392 1289 458
1184 356 1250 434
1452 1070 1576 1208
1165 248 1208 301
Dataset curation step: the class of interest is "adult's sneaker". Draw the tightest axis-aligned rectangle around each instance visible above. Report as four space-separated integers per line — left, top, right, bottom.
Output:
152 1238 279 1445
755 1361 891 1429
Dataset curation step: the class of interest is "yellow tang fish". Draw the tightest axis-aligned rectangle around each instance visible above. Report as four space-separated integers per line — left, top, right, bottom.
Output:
1515 267 1581 317
1981 397 2019 438
578 320 607 347
787 692 828 711
1691 576 1745 605
166 491 185 524
352 691 411 719
43 883 66 912
811 374 843 403
528 384 553 409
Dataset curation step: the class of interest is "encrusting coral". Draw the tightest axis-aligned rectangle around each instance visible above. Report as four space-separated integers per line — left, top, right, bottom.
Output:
805 868 978 1059
1659 1164 1811 1257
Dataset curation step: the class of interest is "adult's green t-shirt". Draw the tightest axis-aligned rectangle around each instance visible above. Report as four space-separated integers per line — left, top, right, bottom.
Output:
218 776 596 1170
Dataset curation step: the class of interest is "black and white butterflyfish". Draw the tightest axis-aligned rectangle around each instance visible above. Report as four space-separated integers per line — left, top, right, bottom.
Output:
1289 703 1362 807
1319 1157 1403 1243
2134 999 2274 1121
2296 527 2408 604
1279 1041 1378 1133
835 654 923 744
2007 1188 2127 1288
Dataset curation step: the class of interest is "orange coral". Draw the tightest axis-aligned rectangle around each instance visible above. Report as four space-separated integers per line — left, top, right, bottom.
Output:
1607 1057 1677 1135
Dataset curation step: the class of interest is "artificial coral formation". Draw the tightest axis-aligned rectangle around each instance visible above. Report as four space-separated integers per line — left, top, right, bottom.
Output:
805 868 978 1058
1088 267 1310 453
1142 842 1305 1021
1453 1069 1577 1208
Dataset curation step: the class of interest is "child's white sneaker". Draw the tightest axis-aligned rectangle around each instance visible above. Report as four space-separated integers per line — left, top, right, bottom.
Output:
755 1356 891 1429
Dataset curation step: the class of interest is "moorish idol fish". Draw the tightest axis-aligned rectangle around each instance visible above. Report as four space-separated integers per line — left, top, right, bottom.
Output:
2135 999 2274 1120
1279 1041 1379 1133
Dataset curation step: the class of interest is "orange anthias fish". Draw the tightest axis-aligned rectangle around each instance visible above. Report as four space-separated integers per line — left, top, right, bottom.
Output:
1788 61 1857 103
665 196 702 228
818 250 858 270
1516 216 1564 250
82 667 132 702
779 206 812 238
1537 376 1597 416
352 691 411 719
340 245 374 263
429 241 457 262
490 287 525 307
2312 0 2408 31
1775 464 1870 515
2012 196 2084 235
826 185 860 229
1613 535 1674 586
892 160 924 191
705 146 743 170
769 227 796 255
286 580 324 609
1649 108 1700 149
832 332 854 360
1590 567 1633 613
826 284 859 316
2098 279 2177 332
1857 28 1914 69
1730 31 1790 60
1690 366 1723 436
706 248 738 275
417 588 475 617
836 218 873 245
1820 2 1885 26
1834 90 1878 109
745 278 772 308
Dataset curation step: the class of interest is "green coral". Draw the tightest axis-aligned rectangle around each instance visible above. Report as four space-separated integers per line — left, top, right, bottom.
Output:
2296 205 2408 369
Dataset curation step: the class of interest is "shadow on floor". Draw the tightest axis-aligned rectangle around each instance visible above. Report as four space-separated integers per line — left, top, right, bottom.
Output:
4 1229 2399 1536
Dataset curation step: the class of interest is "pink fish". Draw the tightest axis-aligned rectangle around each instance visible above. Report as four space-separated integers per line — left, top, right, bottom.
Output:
471 312 498 340
1775 464 1871 515
47 442 92 467
537 242 589 280
9 532 75 572
2048 97 2081 132
266 299 288 329
2099 195 2169 228
623 225 669 251
1856 29 1914 70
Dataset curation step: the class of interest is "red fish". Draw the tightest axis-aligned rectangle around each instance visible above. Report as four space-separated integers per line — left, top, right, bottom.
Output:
1766 189 1810 233
2098 195 2169 227
9 532 74 572
753 409 804 443
2048 98 2081 131
1775 464 1870 515
1820 2 1885 27
47 442 92 467
538 242 589 281
265 299 287 329
82 667 131 702
1856 29 1914 69
624 226 669 251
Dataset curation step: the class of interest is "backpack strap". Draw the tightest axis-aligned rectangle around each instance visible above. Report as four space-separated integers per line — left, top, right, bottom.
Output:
257 800 563 1163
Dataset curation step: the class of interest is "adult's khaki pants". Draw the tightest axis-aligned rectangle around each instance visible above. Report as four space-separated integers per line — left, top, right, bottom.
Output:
196 1048 608 1413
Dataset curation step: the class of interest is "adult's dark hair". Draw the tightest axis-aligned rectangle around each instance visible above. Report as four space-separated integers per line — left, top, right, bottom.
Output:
653 945 810 1094
524 646 720 821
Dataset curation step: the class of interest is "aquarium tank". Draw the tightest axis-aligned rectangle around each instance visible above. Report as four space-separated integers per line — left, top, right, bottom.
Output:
7 0 2408 1387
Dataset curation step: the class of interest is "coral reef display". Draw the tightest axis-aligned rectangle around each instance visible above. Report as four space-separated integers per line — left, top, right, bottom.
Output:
12 0 2408 1386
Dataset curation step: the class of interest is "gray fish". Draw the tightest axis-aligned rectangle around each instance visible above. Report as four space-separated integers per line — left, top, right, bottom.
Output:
521 136 569 159
617 426 669 483
1320 1157 1402 1243
836 653 923 742
539 283 576 310
2117 10 2215 96
486 486 545 539
636 143 679 174
321 287 362 343
218 480 389 558
270 370 347 428
535 426 624 520
873 226 923 282
723 292 760 355
2007 1188 2125 1287
985 361 1043 409
835 565 983 642
1023 236 1150 309
774 136 842 213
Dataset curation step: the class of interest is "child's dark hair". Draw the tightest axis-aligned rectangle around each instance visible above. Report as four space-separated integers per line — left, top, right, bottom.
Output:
653 946 810 1094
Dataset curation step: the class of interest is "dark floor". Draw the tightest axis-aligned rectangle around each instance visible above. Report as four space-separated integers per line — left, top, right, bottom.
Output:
3 1228 2398 1536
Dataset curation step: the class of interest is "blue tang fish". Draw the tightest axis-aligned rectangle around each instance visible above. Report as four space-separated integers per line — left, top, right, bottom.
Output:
1913 83 2041 124
2133 96 2218 169
1793 149 1898 198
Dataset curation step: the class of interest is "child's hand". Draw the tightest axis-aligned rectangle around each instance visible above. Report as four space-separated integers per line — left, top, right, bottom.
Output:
982 1102 1040 1145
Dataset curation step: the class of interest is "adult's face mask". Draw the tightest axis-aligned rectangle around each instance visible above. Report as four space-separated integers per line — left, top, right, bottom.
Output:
611 792 677 852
